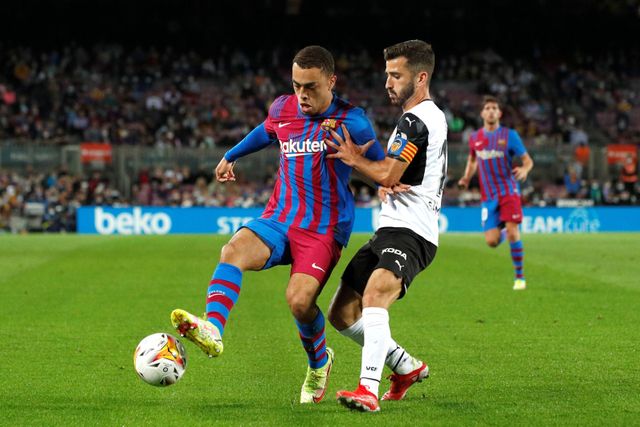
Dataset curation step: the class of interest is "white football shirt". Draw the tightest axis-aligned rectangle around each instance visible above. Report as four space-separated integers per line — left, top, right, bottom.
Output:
378 99 448 246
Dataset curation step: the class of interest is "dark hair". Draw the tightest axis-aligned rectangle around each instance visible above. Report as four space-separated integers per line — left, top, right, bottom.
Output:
481 95 501 110
293 46 335 77
383 40 435 85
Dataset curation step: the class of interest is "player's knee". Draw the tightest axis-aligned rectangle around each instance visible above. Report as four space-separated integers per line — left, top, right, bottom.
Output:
486 238 500 248
286 292 314 321
220 241 241 264
507 229 520 242
485 234 500 247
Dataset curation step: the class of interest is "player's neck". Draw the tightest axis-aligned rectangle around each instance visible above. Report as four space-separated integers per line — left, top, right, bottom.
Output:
483 122 500 133
316 98 333 116
314 93 336 116
402 87 430 112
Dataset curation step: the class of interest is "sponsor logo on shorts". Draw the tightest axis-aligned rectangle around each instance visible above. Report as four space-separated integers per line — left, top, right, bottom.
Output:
381 248 407 260
395 260 405 271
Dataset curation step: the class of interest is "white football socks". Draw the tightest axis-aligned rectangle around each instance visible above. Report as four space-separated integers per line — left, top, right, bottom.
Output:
338 317 365 346
338 315 416 376
387 343 415 375
360 307 391 397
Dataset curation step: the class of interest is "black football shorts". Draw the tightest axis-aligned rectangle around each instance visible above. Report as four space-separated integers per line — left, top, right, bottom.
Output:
341 227 437 299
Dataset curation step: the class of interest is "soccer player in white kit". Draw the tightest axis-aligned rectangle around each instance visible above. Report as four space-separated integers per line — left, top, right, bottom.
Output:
324 40 447 412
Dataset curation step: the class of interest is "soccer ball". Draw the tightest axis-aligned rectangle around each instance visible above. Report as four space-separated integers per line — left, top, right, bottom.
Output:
134 333 188 387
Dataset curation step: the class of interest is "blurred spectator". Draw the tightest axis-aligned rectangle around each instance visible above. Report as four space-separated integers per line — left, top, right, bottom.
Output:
564 166 581 198
138 166 149 185
616 104 631 133
621 155 637 194
602 180 614 204
355 186 373 208
575 143 590 168
589 179 603 205
570 125 589 146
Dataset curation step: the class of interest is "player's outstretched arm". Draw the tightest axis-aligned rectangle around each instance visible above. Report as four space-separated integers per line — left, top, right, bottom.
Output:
220 123 277 182
458 155 478 188
513 153 534 182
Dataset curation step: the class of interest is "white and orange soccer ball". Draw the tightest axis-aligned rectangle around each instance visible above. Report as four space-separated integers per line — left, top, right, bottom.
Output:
134 333 187 387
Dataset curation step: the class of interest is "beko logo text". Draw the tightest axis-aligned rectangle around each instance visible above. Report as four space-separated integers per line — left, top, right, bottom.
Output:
94 207 172 235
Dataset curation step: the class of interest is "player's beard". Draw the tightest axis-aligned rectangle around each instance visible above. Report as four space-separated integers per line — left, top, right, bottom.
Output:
389 83 416 106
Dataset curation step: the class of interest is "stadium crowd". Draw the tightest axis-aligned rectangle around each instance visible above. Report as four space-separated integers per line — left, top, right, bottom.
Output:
1 44 640 232
2 44 639 148
552 52 640 146
2 161 639 233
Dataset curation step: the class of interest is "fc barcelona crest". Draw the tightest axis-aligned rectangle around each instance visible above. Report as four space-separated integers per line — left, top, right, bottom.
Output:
498 139 506 146
321 119 337 132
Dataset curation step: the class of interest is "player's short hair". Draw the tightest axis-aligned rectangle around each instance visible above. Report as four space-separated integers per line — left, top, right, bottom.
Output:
482 95 501 110
384 40 435 85
293 46 335 77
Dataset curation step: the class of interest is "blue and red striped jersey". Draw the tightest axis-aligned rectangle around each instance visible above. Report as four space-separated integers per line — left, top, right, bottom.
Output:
226 94 384 247
468 126 527 202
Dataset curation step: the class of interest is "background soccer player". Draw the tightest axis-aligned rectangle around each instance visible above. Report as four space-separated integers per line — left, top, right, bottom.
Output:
170 46 385 404
458 96 534 290
324 40 447 412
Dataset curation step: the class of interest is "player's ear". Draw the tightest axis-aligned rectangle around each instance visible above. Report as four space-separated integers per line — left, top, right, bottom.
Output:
328 75 337 91
417 71 428 86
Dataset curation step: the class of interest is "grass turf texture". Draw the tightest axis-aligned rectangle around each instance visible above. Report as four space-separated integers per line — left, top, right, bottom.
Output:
1 233 639 426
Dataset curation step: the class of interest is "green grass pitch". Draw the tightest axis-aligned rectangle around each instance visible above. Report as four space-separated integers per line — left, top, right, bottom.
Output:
2 233 639 426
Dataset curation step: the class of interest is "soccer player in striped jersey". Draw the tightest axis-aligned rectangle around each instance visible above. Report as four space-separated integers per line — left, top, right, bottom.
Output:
325 40 447 412
458 95 534 290
170 46 385 404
